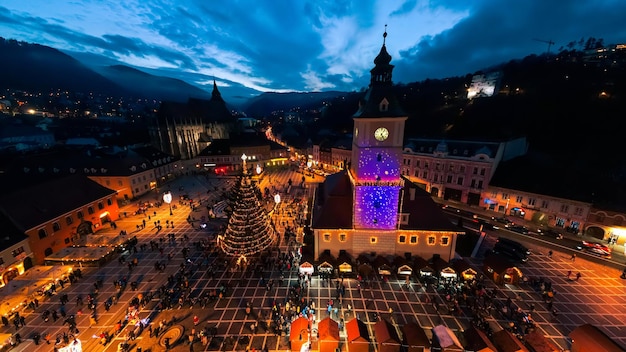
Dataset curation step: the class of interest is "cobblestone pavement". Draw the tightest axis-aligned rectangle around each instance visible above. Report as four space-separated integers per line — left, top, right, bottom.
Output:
5 168 626 351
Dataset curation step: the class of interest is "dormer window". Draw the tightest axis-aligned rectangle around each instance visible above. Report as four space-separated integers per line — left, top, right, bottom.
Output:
379 98 389 112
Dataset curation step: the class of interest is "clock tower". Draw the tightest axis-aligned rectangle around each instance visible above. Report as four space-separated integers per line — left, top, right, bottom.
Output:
351 29 407 230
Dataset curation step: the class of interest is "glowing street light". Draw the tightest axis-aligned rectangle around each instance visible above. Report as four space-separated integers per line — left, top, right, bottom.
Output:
256 164 262 175
274 193 281 206
163 191 173 216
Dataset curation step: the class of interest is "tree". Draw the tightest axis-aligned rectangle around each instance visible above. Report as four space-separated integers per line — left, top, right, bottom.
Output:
219 157 277 262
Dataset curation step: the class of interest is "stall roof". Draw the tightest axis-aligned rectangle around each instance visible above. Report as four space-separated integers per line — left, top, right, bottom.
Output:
493 330 529 352
463 325 497 352
402 322 430 348
524 330 560 352
45 246 116 262
568 324 625 352
432 325 463 350
483 254 517 273
290 317 310 342
318 317 340 342
346 319 369 343
374 319 401 345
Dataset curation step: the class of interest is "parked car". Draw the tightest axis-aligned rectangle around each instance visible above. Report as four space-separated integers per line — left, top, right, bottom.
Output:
493 243 529 263
538 229 563 240
473 218 499 230
574 241 611 258
508 225 529 235
492 216 514 227
496 237 531 255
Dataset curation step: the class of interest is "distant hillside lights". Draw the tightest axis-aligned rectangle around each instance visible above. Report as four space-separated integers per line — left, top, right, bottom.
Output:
467 72 501 99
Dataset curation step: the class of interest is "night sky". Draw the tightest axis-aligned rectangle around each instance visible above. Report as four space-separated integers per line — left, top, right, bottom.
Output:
1 0 625 95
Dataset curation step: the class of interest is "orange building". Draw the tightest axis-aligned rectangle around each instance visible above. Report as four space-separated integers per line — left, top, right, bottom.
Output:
0 175 119 264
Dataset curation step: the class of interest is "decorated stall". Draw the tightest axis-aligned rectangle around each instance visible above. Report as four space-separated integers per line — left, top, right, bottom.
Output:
402 322 431 352
290 317 310 352
346 318 370 352
374 319 401 352
318 317 340 352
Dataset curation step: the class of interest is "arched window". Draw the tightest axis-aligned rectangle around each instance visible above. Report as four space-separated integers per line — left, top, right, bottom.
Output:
88 207 94 215
98 202 104 210
38 229 47 239
52 222 61 232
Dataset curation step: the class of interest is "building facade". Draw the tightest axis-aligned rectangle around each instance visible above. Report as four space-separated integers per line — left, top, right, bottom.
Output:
0 176 119 264
0 214 33 287
194 134 289 174
483 186 590 234
150 82 236 160
312 31 462 262
401 138 527 206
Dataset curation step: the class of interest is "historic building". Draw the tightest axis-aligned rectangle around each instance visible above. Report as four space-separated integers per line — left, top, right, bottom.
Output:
312 31 462 262
401 137 527 205
194 132 289 174
0 214 32 287
0 175 119 264
150 81 236 160
3 146 180 202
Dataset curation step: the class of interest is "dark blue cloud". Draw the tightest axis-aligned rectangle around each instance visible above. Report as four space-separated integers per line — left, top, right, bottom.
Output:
1 1 625 95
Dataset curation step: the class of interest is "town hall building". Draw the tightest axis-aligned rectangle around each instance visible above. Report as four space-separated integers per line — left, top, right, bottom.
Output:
311 31 462 262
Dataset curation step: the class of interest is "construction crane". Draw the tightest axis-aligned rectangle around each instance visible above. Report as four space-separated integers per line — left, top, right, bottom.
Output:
533 38 555 54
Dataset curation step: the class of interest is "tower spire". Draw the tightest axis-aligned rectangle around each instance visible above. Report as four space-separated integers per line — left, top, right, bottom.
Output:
383 24 387 45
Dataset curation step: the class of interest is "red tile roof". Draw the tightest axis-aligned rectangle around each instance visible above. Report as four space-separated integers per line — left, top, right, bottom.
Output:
346 318 370 343
318 317 339 342
402 322 430 348
568 324 625 352
290 317 309 341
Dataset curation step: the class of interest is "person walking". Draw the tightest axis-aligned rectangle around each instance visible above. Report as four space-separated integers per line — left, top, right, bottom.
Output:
575 272 582 281
548 250 553 258
566 270 572 279
570 253 576 262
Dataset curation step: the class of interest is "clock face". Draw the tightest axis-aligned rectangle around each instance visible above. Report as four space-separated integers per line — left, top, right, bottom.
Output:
374 127 389 141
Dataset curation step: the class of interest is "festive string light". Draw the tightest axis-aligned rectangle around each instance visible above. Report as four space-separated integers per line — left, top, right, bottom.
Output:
219 157 277 257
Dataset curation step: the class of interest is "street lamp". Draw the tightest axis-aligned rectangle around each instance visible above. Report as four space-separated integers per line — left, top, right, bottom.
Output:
256 164 262 175
163 191 173 216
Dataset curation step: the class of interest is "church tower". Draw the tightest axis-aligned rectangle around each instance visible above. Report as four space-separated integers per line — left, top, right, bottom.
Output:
350 28 407 230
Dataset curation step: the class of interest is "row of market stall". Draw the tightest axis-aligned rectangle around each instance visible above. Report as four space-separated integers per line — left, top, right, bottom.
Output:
299 247 526 286
288 316 621 352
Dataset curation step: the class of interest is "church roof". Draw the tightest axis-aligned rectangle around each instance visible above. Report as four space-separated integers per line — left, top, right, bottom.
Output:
157 82 234 124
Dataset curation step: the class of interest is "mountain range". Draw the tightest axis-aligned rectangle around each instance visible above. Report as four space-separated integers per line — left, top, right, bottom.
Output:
0 37 265 105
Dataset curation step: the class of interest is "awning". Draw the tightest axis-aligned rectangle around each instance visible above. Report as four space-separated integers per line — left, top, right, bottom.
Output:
299 262 314 275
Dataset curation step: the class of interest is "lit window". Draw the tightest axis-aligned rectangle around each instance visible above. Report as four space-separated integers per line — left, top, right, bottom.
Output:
339 233 347 242
323 233 331 242
441 236 450 246
370 237 377 244
427 235 436 245
398 235 406 243
410 235 418 244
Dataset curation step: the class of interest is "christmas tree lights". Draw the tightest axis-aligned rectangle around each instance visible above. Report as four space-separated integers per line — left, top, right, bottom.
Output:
219 154 277 260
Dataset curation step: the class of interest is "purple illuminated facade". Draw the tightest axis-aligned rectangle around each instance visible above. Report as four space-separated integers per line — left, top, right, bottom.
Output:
311 30 462 263
354 185 402 229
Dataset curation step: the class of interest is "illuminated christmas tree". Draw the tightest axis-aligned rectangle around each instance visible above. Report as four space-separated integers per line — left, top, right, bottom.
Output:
219 154 277 263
